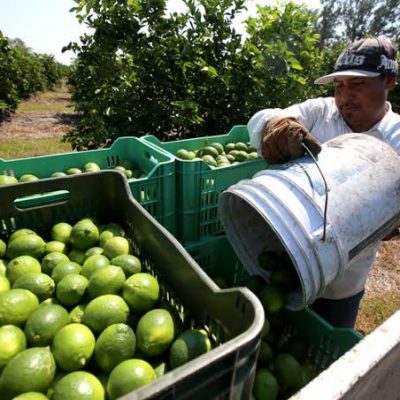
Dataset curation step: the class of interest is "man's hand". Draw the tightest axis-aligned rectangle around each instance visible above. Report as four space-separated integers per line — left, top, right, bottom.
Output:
261 117 322 164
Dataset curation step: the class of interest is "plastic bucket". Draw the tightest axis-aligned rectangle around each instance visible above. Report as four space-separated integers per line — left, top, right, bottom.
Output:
218 134 400 310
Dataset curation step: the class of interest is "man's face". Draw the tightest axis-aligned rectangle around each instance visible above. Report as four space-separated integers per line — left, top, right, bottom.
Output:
334 76 395 132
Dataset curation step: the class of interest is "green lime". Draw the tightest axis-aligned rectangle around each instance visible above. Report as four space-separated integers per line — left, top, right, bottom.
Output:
122 272 160 313
51 222 73 244
25 304 70 347
41 252 70 275
85 246 104 258
0 288 39 326
83 294 130 334
0 347 56 399
40 297 61 307
111 254 141 276
6 255 41 284
6 234 46 260
0 325 27 370
95 323 136 372
136 308 175 357
69 304 86 323
67 249 86 265
0 238 6 258
51 261 82 284
52 371 105 400
169 329 212 369
56 274 89 307
83 162 101 172
87 265 126 299
253 368 279 400
107 359 156 400
0 175 18 186
12 392 49 400
52 323 96 371
102 236 130 259
81 254 110 278
12 272 55 301
100 222 125 237
273 353 304 391
66 168 82 175
0 259 6 276
259 285 285 314
19 174 39 182
70 219 99 250
44 241 67 255
0 275 10 293
8 228 36 242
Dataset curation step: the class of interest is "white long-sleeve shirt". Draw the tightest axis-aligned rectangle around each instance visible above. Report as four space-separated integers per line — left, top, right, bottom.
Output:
247 97 400 299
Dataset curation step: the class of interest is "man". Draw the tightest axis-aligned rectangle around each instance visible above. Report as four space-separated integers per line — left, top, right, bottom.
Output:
247 36 400 328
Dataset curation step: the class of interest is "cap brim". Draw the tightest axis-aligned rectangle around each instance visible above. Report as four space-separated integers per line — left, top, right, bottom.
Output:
314 70 381 85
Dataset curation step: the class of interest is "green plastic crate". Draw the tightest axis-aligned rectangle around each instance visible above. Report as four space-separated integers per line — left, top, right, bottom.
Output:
0 137 175 234
0 171 264 400
142 125 268 245
185 235 363 375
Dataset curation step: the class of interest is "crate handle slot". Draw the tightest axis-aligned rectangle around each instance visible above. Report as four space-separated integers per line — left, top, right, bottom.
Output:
14 190 71 210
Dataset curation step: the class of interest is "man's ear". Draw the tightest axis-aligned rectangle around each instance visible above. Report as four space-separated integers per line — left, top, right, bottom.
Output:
385 75 397 90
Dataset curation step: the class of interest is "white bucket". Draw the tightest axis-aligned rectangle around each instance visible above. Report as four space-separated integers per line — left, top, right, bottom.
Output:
218 134 400 310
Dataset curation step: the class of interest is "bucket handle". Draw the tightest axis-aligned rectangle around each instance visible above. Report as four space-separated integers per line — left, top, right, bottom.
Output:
301 142 329 241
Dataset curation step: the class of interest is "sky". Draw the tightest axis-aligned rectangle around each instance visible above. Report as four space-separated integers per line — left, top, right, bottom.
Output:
0 0 321 65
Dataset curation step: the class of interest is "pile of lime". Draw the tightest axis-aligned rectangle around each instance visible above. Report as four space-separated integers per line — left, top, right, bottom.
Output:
0 161 145 186
0 218 212 399
211 252 315 400
175 141 259 168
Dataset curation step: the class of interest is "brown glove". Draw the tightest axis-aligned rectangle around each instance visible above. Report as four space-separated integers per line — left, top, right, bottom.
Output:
261 116 322 164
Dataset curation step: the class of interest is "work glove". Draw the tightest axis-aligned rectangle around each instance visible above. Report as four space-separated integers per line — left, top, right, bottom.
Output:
261 116 322 164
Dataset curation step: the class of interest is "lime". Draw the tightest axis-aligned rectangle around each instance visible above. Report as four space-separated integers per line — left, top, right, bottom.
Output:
52 371 105 400
0 275 10 293
87 265 126 299
19 174 39 182
111 254 141 276
67 249 86 265
0 347 56 399
95 323 136 372
85 246 104 258
102 236 130 259
259 285 285 314
83 162 101 172
0 288 39 326
107 359 156 400
12 272 55 301
56 274 89 307
52 323 96 371
51 222 73 244
101 222 125 237
0 325 27 370
273 353 304 391
248 152 259 160
169 329 212 369
70 219 99 250
51 261 82 284
0 175 18 186
9 228 36 242
0 238 6 258
81 254 110 278
66 168 82 175
258 341 274 366
0 259 6 276
25 304 70 346
69 304 86 323
44 241 67 255
41 252 70 275
122 272 160 313
136 308 175 357
235 141 248 151
210 142 224 154
6 234 46 260
83 294 130 334
52 172 67 178
13 392 49 400
40 297 61 307
253 368 279 400
6 255 41 284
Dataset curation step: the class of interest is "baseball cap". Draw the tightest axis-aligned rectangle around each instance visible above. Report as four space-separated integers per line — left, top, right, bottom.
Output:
315 36 398 85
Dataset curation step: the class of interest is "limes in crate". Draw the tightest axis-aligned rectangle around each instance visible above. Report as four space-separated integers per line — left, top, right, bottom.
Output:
52 371 104 400
56 273 89 307
107 359 157 400
12 272 55 302
0 324 27 369
209 142 224 154
0 275 10 292
94 323 136 372
81 254 110 278
41 252 70 275
87 265 125 299
45 240 67 254
111 254 142 276
201 154 217 167
83 162 101 172
102 236 130 259
0 238 6 258
70 218 100 251
51 222 73 244
51 261 82 284
66 167 82 175
0 288 39 326
169 329 212 369
0 347 56 399
6 234 46 260
253 368 279 400
0 175 18 186
25 304 70 347
13 392 49 400
19 174 39 183
6 255 42 284
176 149 196 160
52 323 95 371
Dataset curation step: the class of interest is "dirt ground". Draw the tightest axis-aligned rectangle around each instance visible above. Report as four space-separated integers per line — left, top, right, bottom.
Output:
1 90 399 334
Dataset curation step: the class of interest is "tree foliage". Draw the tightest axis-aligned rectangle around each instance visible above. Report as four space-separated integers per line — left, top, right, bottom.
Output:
65 0 327 149
0 31 68 121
